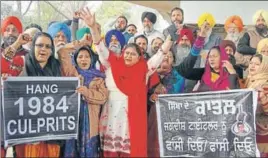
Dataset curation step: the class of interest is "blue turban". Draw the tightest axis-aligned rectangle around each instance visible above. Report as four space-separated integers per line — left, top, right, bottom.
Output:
47 22 71 43
105 29 126 49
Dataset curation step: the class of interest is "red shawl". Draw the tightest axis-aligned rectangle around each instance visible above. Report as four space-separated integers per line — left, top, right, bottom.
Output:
108 51 148 157
201 46 230 91
1 55 24 76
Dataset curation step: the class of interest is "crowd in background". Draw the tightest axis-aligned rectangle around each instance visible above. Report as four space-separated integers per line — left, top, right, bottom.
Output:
1 5 268 158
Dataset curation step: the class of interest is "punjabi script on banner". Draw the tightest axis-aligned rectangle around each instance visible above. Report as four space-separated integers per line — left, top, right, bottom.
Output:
156 89 259 157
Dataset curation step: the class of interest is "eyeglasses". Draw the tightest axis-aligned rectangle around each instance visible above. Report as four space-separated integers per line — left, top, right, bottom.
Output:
35 43 52 49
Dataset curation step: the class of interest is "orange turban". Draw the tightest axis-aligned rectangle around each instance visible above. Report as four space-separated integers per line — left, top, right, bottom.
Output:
224 15 244 32
1 16 23 35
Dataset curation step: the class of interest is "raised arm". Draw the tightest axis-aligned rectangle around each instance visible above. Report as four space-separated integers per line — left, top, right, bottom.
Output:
147 36 173 76
71 12 79 41
1 33 30 61
57 43 79 77
174 36 205 80
79 7 109 65
174 23 209 80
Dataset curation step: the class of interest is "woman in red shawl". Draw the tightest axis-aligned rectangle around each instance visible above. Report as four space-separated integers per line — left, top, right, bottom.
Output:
78 7 173 157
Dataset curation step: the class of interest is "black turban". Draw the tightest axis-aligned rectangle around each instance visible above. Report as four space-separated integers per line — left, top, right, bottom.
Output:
141 12 157 24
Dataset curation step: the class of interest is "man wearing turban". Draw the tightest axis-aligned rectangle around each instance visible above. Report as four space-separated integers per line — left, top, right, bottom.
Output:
237 10 268 59
163 7 189 42
172 28 194 66
47 22 73 59
47 22 72 47
1 15 30 158
171 28 196 92
197 13 222 68
257 38 268 56
105 29 126 56
129 11 165 57
1 16 30 77
224 15 244 46
1 16 29 56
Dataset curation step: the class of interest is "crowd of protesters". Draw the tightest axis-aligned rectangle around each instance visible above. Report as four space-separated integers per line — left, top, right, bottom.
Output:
1 5 268 158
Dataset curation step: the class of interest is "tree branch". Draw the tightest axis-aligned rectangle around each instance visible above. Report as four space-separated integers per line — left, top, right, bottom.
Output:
22 1 33 16
44 1 70 20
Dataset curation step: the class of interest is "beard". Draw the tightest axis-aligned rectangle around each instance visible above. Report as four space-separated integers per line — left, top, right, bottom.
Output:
144 26 153 34
174 45 191 66
3 35 18 48
115 24 126 32
173 20 182 26
225 32 241 44
173 20 183 30
109 44 121 54
152 46 159 54
256 25 268 36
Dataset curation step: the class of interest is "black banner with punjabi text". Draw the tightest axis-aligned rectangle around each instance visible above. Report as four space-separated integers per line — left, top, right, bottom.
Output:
156 89 259 157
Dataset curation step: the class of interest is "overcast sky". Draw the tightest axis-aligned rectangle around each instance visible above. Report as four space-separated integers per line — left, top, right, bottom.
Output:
2 1 267 25
181 1 268 25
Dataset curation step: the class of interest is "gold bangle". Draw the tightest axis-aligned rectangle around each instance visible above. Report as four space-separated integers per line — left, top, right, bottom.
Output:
3 46 16 61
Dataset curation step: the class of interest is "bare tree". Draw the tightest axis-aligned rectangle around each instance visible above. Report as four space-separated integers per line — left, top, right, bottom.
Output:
22 1 33 16
37 1 41 24
44 1 70 19
1 3 13 20
16 1 22 18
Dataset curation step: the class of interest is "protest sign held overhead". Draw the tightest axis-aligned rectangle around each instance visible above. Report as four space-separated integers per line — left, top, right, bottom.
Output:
156 89 260 157
2 77 80 147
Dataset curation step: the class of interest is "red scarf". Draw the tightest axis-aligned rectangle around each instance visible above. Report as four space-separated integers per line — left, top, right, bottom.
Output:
201 46 230 91
108 51 148 157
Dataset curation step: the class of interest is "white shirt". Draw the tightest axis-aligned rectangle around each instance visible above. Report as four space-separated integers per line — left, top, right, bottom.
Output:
128 29 165 57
